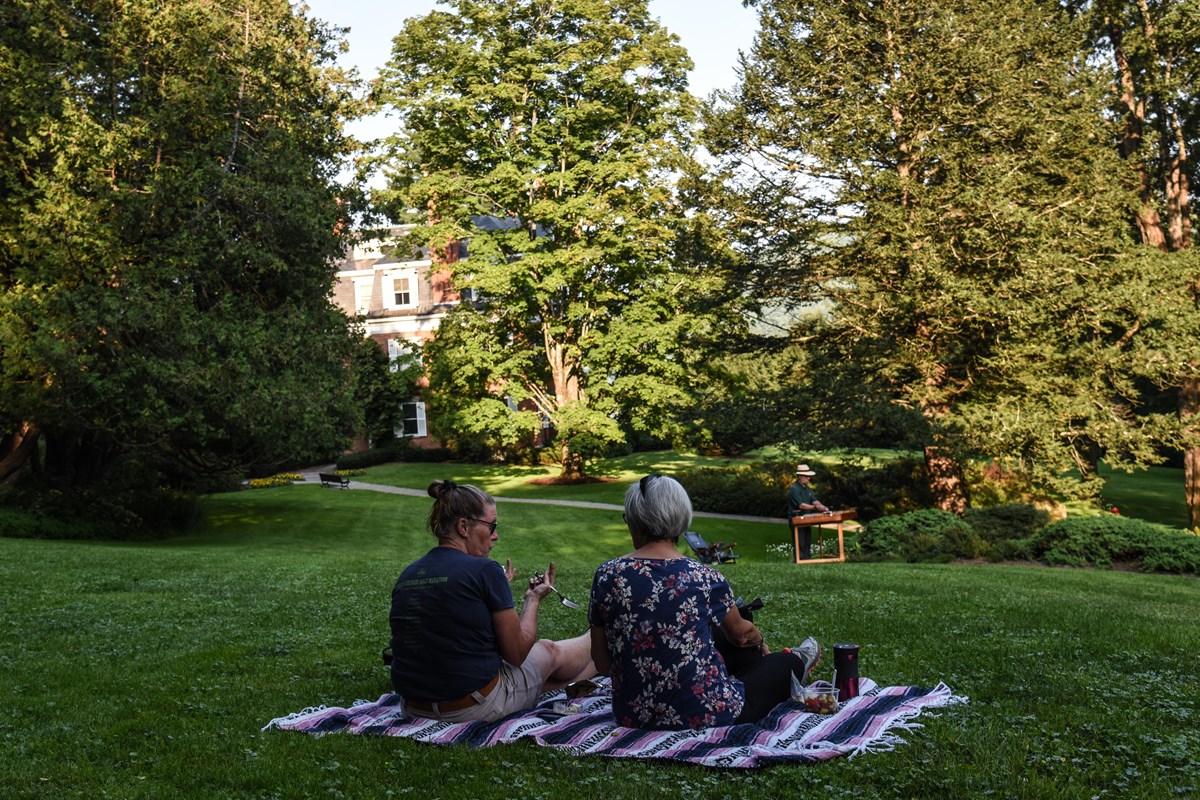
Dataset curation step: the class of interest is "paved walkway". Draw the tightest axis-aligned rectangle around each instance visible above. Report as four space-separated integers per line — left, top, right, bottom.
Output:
296 468 787 526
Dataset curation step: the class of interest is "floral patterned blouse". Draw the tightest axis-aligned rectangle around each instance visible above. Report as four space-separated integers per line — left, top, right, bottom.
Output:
589 556 745 729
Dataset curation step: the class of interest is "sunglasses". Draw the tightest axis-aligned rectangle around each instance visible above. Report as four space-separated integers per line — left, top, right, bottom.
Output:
466 517 497 534
640 474 662 495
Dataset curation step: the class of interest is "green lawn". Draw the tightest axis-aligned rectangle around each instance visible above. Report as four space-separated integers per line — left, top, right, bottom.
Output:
1097 462 1192 530
360 450 1197 532
2 478 1197 799
359 450 754 506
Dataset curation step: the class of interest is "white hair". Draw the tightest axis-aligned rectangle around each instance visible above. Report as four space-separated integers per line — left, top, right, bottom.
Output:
623 475 693 541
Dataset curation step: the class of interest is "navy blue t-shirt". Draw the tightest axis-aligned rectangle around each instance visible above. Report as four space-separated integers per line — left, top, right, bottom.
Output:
389 547 514 701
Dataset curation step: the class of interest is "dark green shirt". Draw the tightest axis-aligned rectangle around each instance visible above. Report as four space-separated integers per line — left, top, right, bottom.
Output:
787 482 818 518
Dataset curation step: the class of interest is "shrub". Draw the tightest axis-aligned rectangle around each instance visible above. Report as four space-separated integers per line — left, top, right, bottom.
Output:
0 507 85 539
442 435 496 464
856 509 978 562
337 441 454 470
336 444 407 470
963 503 1051 543
1010 516 1200 573
676 464 786 517
856 508 1199 574
1139 533 1200 574
941 522 990 559
0 487 199 540
404 445 454 463
675 457 932 519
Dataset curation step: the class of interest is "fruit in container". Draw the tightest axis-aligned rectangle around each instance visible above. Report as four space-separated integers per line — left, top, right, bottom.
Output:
799 685 839 714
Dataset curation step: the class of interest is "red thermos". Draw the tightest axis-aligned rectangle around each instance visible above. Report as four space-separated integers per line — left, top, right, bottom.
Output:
833 643 860 700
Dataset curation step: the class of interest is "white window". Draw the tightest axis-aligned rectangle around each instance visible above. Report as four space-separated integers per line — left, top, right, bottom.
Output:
396 401 427 438
393 275 412 306
383 268 419 309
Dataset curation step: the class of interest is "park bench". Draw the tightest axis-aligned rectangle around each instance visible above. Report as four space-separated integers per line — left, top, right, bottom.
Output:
319 472 350 489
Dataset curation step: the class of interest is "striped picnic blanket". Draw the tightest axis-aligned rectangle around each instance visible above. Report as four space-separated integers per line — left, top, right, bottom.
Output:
263 678 966 768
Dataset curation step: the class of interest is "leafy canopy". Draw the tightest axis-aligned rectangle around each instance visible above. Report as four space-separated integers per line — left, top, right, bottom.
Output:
705 0 1157 504
0 0 364 490
375 0 743 474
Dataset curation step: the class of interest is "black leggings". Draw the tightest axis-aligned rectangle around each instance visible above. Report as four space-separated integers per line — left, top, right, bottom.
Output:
713 627 806 723
734 652 806 723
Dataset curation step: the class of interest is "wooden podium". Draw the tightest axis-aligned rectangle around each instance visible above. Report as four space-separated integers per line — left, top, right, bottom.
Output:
789 509 857 564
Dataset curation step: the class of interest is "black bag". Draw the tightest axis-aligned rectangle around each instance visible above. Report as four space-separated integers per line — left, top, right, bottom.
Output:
712 597 765 677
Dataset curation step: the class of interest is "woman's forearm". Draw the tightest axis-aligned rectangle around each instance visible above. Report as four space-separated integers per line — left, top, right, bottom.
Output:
492 594 542 666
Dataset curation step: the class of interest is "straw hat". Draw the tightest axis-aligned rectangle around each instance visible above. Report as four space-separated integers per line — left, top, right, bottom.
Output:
795 464 816 476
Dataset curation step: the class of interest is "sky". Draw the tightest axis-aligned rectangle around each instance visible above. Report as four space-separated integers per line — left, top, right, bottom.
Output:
297 0 760 144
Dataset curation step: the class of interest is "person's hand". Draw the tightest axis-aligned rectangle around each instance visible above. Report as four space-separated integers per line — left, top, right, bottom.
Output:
527 562 557 599
503 559 516 582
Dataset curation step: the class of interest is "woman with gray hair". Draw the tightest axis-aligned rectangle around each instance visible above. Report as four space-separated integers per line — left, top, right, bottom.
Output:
588 475 821 729
388 480 595 722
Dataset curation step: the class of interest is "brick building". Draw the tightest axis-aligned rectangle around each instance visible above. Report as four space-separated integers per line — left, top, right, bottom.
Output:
331 225 469 442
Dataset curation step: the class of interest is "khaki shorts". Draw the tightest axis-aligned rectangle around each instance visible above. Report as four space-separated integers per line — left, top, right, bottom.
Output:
405 658 545 723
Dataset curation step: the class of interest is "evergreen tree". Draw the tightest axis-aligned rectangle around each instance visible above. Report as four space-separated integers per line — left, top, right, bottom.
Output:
705 0 1153 509
1082 0 1200 528
374 0 741 478
0 0 363 492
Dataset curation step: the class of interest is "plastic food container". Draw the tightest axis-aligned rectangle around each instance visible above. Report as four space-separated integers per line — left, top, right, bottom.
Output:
796 683 839 714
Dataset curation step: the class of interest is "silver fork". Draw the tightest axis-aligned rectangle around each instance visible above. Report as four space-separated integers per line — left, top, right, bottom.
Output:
533 573 580 609
547 584 580 609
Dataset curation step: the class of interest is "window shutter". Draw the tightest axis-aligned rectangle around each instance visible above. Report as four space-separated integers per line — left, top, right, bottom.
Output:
415 402 427 437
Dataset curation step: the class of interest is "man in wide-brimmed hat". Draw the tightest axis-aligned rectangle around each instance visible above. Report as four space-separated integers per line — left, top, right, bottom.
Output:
787 464 829 560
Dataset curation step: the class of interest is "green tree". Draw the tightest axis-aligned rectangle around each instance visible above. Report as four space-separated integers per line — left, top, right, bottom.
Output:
704 0 1155 510
351 337 423 448
0 0 363 492
1082 0 1200 528
374 0 740 478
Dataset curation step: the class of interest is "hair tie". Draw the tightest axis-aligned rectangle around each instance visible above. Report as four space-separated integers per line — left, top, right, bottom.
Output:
443 479 457 490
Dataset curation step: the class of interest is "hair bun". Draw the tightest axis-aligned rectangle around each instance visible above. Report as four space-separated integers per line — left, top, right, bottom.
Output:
428 479 458 499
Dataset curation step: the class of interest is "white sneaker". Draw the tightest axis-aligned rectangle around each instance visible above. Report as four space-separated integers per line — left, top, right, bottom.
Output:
793 637 822 685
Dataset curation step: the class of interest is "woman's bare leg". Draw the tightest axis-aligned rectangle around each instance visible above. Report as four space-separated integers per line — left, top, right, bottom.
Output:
527 633 596 692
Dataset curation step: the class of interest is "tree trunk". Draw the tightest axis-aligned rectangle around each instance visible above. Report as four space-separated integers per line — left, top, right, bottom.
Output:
1109 9 1195 528
545 327 586 480
560 441 584 481
1109 21 1170 252
0 422 40 483
924 445 968 514
545 335 581 405
1163 146 1191 251
1181 377 1200 530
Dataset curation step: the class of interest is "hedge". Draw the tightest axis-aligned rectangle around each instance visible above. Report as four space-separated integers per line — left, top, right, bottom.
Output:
857 507 1199 575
